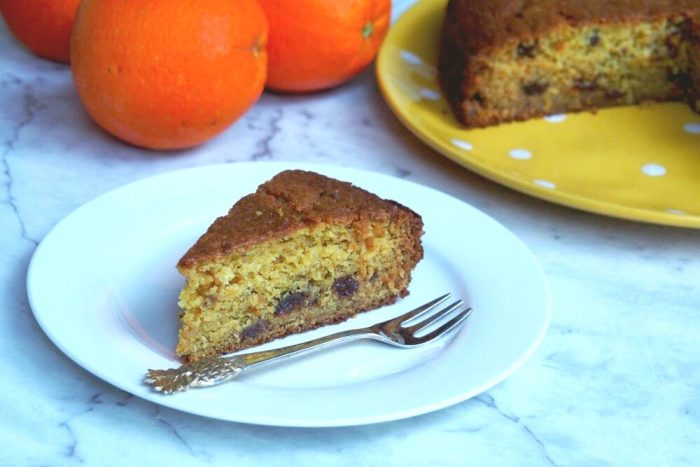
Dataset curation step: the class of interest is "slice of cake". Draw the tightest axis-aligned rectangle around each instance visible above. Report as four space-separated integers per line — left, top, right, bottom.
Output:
439 0 700 128
175 170 424 362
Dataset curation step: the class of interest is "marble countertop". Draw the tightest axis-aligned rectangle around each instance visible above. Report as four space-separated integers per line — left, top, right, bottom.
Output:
2 2 699 465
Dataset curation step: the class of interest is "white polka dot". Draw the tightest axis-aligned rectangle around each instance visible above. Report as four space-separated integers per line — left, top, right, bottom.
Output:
534 179 556 189
665 209 687 216
642 163 666 177
419 88 441 100
509 149 532 160
451 139 473 151
399 50 422 65
544 114 567 123
684 123 700 134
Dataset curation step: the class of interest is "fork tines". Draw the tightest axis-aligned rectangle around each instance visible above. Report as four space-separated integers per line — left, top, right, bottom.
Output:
381 293 473 346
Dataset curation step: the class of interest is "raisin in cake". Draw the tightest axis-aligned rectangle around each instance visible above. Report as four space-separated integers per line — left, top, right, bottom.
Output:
176 170 424 362
439 0 700 128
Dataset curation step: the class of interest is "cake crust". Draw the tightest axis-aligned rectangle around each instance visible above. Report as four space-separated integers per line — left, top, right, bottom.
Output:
178 170 415 269
446 0 699 54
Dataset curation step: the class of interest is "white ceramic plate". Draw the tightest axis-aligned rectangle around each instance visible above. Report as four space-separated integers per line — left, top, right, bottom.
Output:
27 162 551 427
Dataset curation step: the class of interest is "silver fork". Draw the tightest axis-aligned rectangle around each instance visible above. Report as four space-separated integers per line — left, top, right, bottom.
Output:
144 293 472 394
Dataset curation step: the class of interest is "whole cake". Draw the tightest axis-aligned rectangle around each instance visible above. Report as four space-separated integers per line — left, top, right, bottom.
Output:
439 0 700 128
176 170 424 362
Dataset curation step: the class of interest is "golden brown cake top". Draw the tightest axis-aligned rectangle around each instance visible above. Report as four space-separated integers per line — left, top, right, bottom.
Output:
446 0 700 53
178 170 421 269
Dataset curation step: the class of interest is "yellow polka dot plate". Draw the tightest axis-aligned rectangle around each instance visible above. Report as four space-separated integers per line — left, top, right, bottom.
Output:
376 0 700 228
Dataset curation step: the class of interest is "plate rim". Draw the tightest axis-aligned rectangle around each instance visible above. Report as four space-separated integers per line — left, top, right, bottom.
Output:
27 161 552 427
376 0 700 229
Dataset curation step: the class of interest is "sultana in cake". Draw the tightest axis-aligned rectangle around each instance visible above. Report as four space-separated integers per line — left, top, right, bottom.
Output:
175 170 424 362
439 0 700 128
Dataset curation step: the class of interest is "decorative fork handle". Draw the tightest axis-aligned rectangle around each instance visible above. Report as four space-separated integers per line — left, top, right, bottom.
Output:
145 328 373 394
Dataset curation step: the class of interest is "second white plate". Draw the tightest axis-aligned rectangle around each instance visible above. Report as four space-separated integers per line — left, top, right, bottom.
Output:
27 162 551 427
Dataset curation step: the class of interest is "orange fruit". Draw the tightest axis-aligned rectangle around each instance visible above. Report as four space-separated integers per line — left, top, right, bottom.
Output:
257 0 391 93
0 0 80 63
70 0 268 150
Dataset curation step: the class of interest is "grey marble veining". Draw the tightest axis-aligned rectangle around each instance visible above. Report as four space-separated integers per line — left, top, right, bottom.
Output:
1 1 699 466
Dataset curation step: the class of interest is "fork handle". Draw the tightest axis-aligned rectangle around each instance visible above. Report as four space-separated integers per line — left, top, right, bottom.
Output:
240 327 373 367
145 327 372 393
